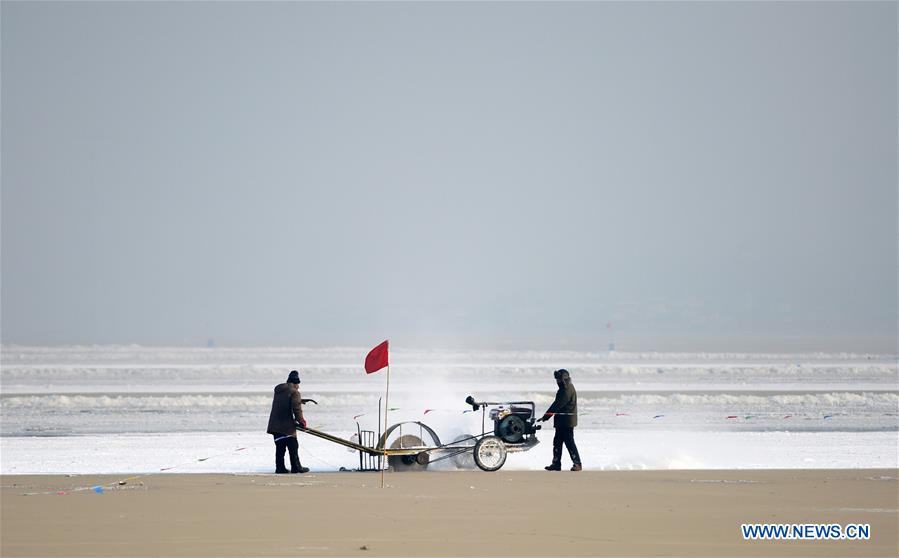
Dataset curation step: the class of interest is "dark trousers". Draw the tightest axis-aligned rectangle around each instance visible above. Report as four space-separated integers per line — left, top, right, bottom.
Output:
552 426 581 466
273 434 301 473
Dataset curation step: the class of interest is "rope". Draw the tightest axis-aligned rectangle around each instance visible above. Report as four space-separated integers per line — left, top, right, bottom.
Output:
21 444 259 496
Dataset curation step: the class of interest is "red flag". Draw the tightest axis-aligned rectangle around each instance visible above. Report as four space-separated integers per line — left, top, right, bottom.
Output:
364 340 389 374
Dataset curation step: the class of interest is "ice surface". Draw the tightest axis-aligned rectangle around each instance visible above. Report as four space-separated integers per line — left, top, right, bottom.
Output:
1 430 895 474
1 346 896 473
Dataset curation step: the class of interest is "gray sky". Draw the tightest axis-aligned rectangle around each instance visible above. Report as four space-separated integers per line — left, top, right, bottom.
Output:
2 1 896 351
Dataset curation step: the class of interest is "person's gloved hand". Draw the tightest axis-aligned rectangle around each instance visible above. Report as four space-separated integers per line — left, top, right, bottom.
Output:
539 414 551 422
298 418 307 429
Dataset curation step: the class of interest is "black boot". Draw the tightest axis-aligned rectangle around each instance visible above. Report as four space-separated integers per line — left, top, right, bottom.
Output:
287 437 309 473
544 463 561 471
274 435 289 473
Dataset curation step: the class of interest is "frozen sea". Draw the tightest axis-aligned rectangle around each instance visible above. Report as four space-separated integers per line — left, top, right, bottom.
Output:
1 346 897 474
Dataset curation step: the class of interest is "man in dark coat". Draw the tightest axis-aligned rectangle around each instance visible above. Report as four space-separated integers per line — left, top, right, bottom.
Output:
266 370 310 474
539 368 582 471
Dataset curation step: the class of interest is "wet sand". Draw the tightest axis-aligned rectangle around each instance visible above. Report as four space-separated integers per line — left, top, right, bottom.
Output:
2 470 897 557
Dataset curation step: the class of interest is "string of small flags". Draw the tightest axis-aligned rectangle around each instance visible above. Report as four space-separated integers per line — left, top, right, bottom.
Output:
347 406 871 421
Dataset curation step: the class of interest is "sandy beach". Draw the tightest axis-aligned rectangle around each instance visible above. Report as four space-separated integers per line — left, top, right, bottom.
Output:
2 469 896 557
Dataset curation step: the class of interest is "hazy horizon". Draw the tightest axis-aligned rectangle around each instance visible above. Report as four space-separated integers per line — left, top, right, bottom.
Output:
2 1 896 353
0 335 896 354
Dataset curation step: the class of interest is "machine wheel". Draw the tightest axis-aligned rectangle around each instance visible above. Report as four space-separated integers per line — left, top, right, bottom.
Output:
451 434 477 469
473 435 507 472
388 435 428 472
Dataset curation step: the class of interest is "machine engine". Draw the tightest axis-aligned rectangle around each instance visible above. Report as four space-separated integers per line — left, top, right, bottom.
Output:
490 406 538 443
465 396 540 444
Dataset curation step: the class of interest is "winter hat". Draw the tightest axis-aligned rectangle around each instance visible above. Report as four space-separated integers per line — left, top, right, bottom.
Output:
287 370 300 384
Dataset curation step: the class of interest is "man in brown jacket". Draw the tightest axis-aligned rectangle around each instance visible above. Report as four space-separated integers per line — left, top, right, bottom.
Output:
266 370 310 474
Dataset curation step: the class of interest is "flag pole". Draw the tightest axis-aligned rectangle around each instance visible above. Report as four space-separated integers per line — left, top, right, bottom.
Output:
380 364 390 489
